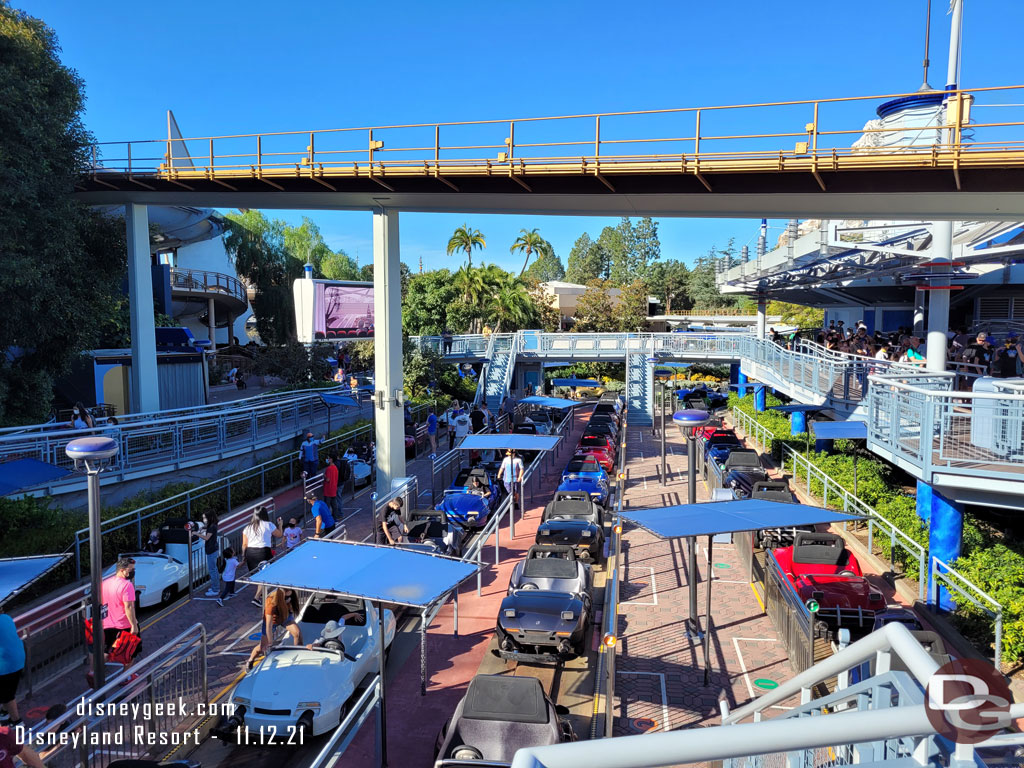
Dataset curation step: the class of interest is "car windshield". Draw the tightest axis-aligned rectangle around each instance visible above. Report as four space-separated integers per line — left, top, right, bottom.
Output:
580 436 606 447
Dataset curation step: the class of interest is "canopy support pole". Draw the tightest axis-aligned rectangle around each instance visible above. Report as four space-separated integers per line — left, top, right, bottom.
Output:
375 599 388 767
420 608 427 697
703 535 714 686
453 588 460 636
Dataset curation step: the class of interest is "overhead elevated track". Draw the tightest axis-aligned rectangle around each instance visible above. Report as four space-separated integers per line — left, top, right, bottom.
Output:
76 86 1024 218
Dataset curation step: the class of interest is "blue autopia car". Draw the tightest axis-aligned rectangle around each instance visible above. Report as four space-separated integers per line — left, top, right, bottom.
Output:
676 385 728 410
561 455 609 487
437 490 495 529
705 441 741 467
556 476 609 507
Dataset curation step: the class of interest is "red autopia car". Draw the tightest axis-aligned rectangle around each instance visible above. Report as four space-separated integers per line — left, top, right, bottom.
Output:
575 434 615 471
772 531 883 636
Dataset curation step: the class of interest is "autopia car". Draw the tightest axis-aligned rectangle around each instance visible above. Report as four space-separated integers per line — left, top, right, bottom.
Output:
772 532 883 635
433 674 575 765
214 594 395 740
101 518 227 608
496 546 591 661
536 493 606 563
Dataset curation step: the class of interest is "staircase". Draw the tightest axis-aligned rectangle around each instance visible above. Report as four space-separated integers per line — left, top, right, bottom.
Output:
481 333 517 410
625 352 653 426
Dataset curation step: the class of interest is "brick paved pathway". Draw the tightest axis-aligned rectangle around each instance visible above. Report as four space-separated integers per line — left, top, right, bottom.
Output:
611 424 797 736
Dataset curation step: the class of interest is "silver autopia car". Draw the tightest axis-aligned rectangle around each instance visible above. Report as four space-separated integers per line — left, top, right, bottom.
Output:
433 674 575 766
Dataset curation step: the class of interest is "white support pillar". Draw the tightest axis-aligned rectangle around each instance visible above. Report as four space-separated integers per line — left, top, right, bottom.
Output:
756 296 767 340
926 222 953 373
913 289 926 337
207 297 217 351
372 208 406 494
125 204 160 413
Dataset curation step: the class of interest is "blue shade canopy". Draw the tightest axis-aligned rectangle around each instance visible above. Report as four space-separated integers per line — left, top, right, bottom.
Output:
551 378 601 387
0 555 68 605
621 499 864 539
652 362 691 368
457 434 561 452
812 421 868 440
320 394 360 407
770 404 829 414
518 396 578 409
0 458 72 495
241 539 479 607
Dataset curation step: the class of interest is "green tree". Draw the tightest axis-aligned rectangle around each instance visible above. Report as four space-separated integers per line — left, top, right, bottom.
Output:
446 224 486 268
686 248 739 309
615 279 651 332
648 259 690 313
528 285 562 331
523 241 566 283
767 300 824 328
224 210 299 345
633 217 661 280
402 269 472 335
320 251 360 280
601 224 631 286
487 276 539 332
573 280 618 332
510 228 547 277
565 233 608 284
0 4 129 424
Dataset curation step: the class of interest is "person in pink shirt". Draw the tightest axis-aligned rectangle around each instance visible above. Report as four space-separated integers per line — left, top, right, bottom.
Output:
100 557 140 667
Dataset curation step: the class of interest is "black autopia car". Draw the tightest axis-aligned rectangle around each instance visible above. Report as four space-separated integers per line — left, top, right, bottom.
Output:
536 492 606 563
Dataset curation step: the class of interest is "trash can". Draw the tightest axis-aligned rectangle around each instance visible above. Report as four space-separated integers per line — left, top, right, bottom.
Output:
992 378 1024 457
971 377 1000 452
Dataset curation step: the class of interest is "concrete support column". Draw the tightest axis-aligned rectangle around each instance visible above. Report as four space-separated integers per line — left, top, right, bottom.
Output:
756 296 767 341
917 479 963 610
125 204 160 413
753 385 766 413
926 222 953 373
791 410 807 435
913 289 926 338
372 208 406 495
207 297 217 351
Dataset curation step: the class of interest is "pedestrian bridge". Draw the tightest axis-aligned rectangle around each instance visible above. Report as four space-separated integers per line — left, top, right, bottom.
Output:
415 331 1024 509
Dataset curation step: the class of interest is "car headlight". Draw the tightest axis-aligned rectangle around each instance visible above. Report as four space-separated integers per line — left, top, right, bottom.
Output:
296 701 321 710
539 529 551 536
580 530 592 538
233 696 251 707
560 611 575 621
504 608 517 618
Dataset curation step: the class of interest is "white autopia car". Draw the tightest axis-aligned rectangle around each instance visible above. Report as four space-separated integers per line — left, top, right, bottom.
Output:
100 519 226 608
219 594 396 740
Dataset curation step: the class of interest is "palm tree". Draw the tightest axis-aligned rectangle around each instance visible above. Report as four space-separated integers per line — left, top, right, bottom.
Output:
453 265 488 331
488 276 538 332
447 225 486 268
510 228 546 277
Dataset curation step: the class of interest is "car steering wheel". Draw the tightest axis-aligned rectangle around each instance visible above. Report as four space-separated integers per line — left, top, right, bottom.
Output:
519 582 539 590
451 746 483 761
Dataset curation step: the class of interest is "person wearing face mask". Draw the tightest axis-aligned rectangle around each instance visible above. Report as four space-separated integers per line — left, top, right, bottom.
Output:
88 557 141 686
70 402 94 429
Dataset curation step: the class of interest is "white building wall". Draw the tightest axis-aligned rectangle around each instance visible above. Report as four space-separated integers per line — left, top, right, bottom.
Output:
167 236 253 345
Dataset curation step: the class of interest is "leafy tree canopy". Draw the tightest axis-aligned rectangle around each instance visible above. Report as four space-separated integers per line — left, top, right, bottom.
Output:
0 3 128 424
565 233 608 284
648 259 690 314
614 279 651 332
573 280 618 333
767 300 824 328
523 243 565 283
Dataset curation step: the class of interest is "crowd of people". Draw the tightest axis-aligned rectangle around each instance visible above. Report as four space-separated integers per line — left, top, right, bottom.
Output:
767 319 1024 379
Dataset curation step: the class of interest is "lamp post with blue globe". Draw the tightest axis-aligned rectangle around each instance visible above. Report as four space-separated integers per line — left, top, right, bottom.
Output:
66 436 119 689
673 408 712 638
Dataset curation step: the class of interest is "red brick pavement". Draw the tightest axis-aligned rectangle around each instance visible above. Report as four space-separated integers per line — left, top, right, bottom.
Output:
611 425 798 736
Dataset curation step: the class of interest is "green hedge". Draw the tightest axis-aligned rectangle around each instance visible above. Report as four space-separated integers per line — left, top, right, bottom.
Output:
729 392 1024 667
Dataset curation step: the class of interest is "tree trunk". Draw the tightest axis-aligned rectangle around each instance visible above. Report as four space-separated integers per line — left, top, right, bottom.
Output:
466 246 472 268
519 246 531 277
666 293 673 314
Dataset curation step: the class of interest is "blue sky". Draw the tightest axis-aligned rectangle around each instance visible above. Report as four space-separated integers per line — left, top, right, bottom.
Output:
19 0 1024 273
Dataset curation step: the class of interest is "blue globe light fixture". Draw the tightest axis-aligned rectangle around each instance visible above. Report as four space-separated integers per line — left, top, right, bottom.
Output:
65 435 120 689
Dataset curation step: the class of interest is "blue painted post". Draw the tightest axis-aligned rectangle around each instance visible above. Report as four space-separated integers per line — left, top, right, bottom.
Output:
737 372 748 399
791 410 807 435
814 439 834 453
917 480 963 610
754 385 766 413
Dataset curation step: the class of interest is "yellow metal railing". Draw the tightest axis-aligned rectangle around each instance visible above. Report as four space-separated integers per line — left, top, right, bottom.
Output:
84 85 1024 189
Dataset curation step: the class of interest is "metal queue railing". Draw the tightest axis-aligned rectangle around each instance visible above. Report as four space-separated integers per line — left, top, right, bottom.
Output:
31 623 208 768
930 557 1003 668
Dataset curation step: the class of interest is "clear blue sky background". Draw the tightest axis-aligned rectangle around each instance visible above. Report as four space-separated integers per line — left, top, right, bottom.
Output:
18 0 1024 273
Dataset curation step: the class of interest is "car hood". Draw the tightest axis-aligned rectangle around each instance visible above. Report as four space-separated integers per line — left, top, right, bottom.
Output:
499 592 584 630
557 478 606 497
537 519 600 546
438 494 489 519
235 650 352 708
